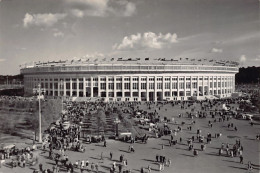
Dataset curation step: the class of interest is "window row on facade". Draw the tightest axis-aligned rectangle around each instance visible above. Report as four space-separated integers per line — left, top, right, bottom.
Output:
25 81 234 90
25 76 234 82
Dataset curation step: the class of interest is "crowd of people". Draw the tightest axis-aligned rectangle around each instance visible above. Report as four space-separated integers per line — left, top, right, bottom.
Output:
0 144 38 169
0 90 259 172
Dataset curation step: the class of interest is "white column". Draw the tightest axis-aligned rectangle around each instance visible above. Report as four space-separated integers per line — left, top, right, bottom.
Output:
76 78 79 97
52 79 55 96
57 78 60 96
202 76 204 96
91 77 94 98
216 76 218 96
162 76 165 100
70 78 72 96
190 76 193 97
177 76 180 97
63 79 66 96
98 76 101 97
138 76 141 101
209 76 211 95
233 75 235 93
146 76 149 101
122 77 125 98
83 77 86 97
154 76 157 101
232 76 233 93
220 77 222 95
114 76 116 99
196 76 199 96
184 77 186 97
212 76 215 95
47 79 50 96
130 76 133 100
170 76 173 99
106 76 109 99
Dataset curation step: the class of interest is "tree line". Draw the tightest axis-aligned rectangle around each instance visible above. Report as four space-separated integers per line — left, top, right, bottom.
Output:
235 66 260 84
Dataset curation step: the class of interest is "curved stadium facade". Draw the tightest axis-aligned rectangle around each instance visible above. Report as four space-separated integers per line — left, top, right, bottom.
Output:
21 58 239 102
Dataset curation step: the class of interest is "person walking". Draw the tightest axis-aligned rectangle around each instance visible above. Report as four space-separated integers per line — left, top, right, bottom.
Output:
100 152 103 160
247 161 253 171
91 162 95 172
239 155 243 164
110 167 114 173
113 162 117 171
39 163 43 172
147 165 151 173
167 158 171 167
110 152 113 160
162 163 165 171
95 163 99 172
52 165 56 173
80 165 84 173
85 160 89 170
158 163 162 172
124 159 128 167
118 164 122 173
141 167 144 173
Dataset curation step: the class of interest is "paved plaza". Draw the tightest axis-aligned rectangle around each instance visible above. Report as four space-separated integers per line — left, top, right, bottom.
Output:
0 100 259 173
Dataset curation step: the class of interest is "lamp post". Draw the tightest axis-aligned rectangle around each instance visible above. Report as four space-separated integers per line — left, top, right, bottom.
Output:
114 118 121 137
33 83 45 143
38 84 42 143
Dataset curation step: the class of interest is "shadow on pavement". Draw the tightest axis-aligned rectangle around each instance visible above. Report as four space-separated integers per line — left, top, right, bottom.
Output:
228 165 247 170
179 153 194 157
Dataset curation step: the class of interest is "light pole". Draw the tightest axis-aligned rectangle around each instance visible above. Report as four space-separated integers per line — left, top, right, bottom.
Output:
114 118 121 137
33 83 45 143
38 84 42 143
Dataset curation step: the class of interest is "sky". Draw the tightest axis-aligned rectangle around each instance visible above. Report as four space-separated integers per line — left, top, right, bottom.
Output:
0 0 259 75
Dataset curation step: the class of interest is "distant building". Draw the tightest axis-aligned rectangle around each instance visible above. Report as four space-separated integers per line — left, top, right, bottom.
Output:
20 58 239 101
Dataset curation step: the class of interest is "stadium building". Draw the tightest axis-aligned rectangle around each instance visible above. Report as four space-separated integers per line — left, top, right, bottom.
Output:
20 58 239 102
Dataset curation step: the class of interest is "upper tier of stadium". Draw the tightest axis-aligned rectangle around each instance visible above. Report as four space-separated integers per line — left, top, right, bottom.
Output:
20 57 239 68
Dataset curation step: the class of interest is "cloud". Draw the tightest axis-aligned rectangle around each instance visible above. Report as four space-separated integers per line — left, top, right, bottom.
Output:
113 32 178 51
0 59 6 62
16 47 27 51
239 55 247 63
23 13 67 28
66 0 108 17
65 0 136 17
22 0 136 28
53 31 64 37
213 41 223 45
210 48 223 53
53 28 64 37
83 52 105 58
252 55 260 61
71 9 84 18
222 31 260 45
124 2 136 16
252 58 260 61
115 1 136 17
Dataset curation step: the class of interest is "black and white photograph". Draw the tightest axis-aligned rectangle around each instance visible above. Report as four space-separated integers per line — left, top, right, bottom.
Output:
0 0 259 172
